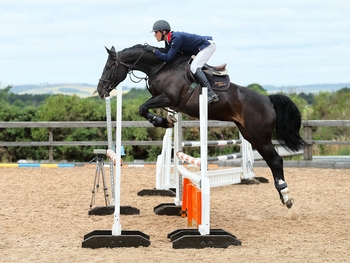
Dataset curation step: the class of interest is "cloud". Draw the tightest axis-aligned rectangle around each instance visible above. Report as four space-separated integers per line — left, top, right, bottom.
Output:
1 0 349 88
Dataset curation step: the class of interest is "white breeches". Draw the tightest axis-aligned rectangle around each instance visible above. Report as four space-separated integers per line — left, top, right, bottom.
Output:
190 40 216 74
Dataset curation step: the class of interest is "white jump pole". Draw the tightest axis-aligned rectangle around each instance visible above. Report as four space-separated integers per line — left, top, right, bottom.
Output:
105 96 115 204
173 112 181 206
156 127 173 189
112 85 122 236
199 87 210 235
241 133 255 179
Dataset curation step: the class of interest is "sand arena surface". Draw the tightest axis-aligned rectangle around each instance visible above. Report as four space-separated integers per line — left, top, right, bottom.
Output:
0 166 349 262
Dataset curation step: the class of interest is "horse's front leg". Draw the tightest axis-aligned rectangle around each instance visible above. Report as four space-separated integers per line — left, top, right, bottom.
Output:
139 93 177 128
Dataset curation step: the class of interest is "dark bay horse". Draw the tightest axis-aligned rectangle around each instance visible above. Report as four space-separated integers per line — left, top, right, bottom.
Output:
97 44 307 208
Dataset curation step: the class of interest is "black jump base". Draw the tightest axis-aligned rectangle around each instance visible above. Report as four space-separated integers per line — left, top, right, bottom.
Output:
168 228 241 249
153 203 182 216
240 177 269 185
82 230 150 248
254 176 269 183
88 205 140 216
137 188 176 197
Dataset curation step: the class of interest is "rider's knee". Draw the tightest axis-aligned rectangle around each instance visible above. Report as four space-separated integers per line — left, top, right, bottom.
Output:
190 64 200 74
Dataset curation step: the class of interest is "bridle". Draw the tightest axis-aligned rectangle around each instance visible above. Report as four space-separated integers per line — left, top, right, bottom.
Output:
98 52 123 95
98 46 166 95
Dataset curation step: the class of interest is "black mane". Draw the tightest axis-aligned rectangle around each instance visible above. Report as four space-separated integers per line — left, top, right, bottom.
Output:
121 44 144 52
116 44 189 69
120 44 189 61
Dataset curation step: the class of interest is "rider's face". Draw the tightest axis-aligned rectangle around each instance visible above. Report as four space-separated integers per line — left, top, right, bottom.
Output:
154 30 163 42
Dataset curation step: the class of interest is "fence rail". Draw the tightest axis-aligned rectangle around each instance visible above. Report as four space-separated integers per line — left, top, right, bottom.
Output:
1 120 349 161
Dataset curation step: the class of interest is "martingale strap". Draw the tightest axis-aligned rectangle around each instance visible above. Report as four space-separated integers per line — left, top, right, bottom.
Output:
178 81 199 111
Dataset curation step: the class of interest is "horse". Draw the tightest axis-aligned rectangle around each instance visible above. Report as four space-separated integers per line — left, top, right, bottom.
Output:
97 44 307 209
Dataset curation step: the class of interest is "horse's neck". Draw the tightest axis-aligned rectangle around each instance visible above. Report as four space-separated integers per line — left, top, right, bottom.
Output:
121 49 188 77
120 50 159 72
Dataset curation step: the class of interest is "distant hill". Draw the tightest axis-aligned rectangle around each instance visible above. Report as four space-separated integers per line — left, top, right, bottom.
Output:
11 83 135 97
264 83 350 94
10 82 350 97
11 83 96 97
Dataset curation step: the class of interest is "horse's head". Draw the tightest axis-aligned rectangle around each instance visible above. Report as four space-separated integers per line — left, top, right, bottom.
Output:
97 46 129 98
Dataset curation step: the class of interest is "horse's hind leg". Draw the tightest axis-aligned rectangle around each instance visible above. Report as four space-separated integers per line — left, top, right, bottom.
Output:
139 93 176 128
257 142 294 208
241 126 294 208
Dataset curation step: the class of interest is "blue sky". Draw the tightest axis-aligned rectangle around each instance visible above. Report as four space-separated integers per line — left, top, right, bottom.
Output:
1 0 349 90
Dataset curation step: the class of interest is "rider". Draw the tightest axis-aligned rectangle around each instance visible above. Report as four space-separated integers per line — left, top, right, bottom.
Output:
147 20 219 104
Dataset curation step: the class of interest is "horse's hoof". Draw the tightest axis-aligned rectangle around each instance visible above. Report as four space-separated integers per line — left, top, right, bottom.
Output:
167 115 177 124
285 198 294 209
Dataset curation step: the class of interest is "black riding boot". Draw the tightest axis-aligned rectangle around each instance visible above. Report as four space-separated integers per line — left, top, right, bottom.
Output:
194 68 219 104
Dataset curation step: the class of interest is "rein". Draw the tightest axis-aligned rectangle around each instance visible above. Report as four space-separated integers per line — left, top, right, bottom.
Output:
119 50 167 83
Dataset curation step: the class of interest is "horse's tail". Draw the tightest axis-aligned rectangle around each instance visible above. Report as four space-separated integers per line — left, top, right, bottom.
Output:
269 94 307 152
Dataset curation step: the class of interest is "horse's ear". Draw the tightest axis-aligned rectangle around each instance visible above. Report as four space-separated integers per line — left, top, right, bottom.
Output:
105 46 116 54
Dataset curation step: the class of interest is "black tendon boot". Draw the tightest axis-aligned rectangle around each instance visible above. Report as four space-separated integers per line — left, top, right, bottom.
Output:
194 68 219 104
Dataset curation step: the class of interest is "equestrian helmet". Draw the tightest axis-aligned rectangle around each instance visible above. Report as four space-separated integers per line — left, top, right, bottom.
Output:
151 20 171 32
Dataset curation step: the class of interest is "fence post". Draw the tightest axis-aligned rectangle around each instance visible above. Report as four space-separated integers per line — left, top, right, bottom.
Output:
303 126 313 161
49 128 53 163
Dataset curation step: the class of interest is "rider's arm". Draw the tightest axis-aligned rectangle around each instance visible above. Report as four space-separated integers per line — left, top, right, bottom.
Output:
153 38 182 63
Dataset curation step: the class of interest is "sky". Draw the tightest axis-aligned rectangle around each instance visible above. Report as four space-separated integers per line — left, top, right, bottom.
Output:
1 0 349 90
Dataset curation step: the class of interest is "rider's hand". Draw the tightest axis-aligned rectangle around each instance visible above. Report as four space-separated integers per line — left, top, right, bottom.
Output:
145 45 154 52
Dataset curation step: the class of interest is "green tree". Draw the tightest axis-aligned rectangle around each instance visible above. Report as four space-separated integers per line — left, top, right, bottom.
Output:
0 85 12 101
310 89 350 120
288 93 309 120
0 99 43 161
32 95 108 161
298 92 314 104
123 87 150 100
247 83 268 95
309 88 350 155
121 94 165 161
2 83 349 162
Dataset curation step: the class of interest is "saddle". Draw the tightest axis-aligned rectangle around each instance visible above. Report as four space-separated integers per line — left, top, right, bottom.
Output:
187 56 230 91
178 56 231 111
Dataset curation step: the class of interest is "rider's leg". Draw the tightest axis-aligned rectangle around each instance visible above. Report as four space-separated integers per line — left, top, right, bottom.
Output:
194 68 219 104
191 41 219 104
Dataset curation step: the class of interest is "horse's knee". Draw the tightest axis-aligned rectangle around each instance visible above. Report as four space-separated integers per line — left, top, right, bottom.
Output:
139 104 147 116
138 100 174 129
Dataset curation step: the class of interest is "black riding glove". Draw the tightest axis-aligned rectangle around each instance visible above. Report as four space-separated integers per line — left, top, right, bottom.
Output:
145 45 154 52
